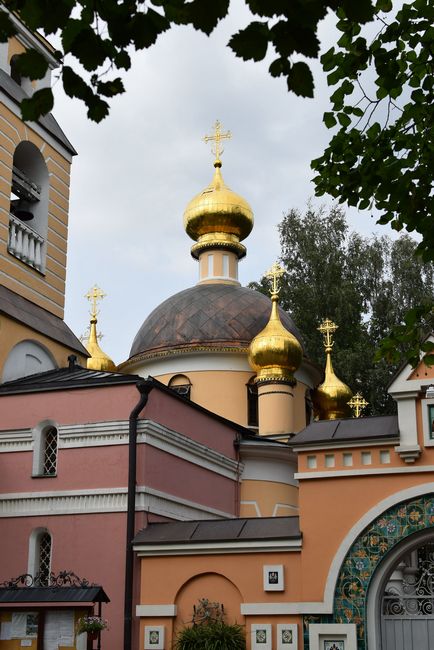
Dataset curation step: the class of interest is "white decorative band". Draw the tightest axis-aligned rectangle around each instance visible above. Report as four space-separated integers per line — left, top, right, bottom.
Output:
136 605 177 617
241 601 332 615
0 485 233 520
134 539 302 557
0 429 33 452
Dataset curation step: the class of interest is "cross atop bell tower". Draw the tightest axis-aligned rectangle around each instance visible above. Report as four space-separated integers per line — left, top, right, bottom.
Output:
203 120 231 163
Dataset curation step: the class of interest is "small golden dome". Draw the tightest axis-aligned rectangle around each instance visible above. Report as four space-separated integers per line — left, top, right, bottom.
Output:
248 263 302 382
313 318 352 420
184 160 253 259
86 318 116 372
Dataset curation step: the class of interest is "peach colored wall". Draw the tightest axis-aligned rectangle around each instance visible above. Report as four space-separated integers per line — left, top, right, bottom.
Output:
155 370 254 427
139 552 303 649
257 383 295 435
155 371 309 431
240 481 299 517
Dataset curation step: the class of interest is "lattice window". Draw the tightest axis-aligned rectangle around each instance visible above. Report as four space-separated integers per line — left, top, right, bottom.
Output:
168 375 191 400
247 381 258 428
43 427 57 475
38 533 51 586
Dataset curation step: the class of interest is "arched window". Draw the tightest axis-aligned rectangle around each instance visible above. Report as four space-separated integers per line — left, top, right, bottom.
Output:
168 374 192 399
2 340 57 382
8 141 49 272
28 528 52 585
32 421 58 477
247 377 258 429
9 54 21 86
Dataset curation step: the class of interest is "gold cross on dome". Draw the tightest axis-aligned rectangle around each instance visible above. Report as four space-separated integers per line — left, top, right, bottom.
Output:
318 318 338 350
348 392 369 418
203 120 231 161
266 262 285 296
85 284 106 319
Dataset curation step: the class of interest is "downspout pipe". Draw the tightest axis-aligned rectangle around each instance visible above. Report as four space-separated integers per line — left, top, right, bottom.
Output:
124 378 154 650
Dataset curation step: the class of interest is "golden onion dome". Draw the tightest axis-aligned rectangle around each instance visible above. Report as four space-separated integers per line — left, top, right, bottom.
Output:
184 120 254 260
248 264 302 382
313 318 352 420
86 318 116 372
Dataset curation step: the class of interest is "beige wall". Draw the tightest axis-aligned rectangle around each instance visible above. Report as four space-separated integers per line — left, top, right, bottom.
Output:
0 93 71 319
240 480 299 517
0 314 87 378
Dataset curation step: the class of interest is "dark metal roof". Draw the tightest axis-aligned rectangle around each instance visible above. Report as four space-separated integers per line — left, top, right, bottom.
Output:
0 285 88 356
133 516 301 545
0 69 76 155
0 586 109 604
129 284 304 360
0 362 140 394
290 415 399 446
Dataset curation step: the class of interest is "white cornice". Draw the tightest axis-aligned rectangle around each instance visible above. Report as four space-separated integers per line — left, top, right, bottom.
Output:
134 539 302 557
0 485 234 520
295 465 434 480
0 428 32 451
136 605 177 618
294 438 398 452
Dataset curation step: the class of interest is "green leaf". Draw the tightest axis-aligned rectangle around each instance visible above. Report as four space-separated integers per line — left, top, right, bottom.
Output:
323 112 337 128
96 78 125 98
15 49 49 80
228 22 270 62
0 10 17 41
20 87 54 121
269 57 291 78
87 96 110 123
287 61 314 98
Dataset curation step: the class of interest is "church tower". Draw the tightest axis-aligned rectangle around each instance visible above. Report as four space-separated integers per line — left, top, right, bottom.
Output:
0 12 87 382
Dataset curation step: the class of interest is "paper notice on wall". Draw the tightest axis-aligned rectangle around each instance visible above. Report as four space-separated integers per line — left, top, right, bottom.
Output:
11 612 27 638
44 610 74 650
0 621 12 640
20 640 32 647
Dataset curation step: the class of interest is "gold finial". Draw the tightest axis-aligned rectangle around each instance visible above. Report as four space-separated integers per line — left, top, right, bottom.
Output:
318 318 338 353
265 262 285 298
348 392 369 418
85 285 106 319
203 120 231 164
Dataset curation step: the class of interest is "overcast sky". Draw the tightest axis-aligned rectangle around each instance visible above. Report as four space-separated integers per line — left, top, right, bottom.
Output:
54 2 391 365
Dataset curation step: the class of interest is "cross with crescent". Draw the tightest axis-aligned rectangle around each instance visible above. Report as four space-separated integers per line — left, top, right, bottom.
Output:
348 392 369 418
203 120 231 161
317 318 338 351
85 285 106 319
266 262 285 296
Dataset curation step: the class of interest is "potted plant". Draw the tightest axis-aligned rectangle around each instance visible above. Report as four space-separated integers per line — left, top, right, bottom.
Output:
76 616 108 640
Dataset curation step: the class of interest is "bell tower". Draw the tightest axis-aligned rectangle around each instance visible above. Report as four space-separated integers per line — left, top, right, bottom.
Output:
0 11 88 382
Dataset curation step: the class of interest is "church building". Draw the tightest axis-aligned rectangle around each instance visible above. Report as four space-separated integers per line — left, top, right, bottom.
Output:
0 15 434 650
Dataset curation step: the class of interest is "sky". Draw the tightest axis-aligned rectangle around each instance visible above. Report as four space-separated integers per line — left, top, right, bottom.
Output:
54 2 391 365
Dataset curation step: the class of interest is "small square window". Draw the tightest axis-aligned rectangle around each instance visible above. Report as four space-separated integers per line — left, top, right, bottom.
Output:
307 455 317 469
379 450 390 464
428 405 434 440
343 453 353 467
361 451 372 465
325 454 335 468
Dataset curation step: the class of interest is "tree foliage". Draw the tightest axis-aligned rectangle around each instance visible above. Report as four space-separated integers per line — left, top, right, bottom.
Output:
250 205 434 415
1 0 432 364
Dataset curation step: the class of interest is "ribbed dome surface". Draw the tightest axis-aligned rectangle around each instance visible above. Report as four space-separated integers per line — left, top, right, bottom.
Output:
129 284 303 360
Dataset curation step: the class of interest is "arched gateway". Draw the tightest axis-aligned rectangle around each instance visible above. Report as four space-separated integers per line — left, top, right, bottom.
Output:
331 494 434 650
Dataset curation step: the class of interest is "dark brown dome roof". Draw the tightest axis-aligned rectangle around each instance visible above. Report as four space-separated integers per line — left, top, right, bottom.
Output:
129 284 304 360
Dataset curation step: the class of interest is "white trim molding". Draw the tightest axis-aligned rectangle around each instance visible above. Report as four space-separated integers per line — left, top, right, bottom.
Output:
295 465 434 480
136 605 176 618
134 538 302 557
0 428 33 452
309 624 357 650
0 485 233 520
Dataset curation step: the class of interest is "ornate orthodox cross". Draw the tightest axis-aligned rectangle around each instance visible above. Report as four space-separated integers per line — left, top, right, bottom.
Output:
318 318 338 351
85 285 106 319
203 120 231 160
348 392 369 418
266 262 285 296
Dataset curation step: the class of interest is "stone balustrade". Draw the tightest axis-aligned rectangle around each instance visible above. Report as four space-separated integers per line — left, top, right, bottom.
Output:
8 213 44 272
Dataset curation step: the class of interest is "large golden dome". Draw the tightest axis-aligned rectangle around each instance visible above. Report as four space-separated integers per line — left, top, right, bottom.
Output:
313 318 352 420
248 264 302 383
183 159 253 259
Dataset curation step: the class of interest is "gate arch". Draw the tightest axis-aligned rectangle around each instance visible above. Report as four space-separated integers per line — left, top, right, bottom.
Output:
332 493 434 649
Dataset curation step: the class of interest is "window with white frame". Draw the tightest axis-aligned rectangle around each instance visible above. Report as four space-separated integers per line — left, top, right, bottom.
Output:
28 528 52 585
32 421 59 477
